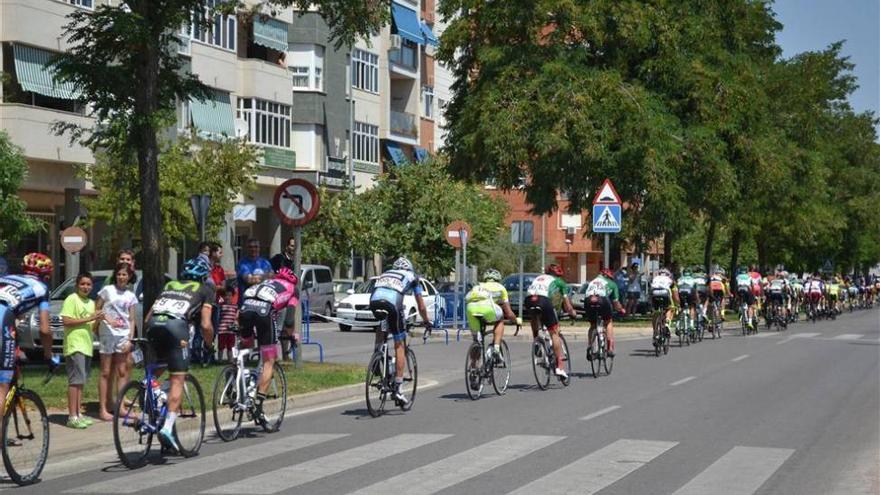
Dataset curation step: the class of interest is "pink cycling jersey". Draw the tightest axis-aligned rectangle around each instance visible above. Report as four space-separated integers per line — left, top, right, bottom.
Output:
241 278 299 314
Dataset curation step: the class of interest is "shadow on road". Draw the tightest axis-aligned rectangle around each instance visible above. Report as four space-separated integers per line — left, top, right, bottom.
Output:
629 349 659 357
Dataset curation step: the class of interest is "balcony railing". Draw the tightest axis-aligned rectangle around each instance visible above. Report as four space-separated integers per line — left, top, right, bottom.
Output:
390 110 418 138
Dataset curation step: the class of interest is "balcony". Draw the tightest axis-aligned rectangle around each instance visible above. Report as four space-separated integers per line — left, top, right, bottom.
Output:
237 58 290 103
390 110 418 139
389 42 418 78
0 103 94 164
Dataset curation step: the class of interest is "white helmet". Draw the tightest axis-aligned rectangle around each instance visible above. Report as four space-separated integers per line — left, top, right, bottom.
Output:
392 257 413 272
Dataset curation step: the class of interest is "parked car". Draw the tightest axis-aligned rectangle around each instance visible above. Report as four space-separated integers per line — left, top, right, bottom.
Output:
332 279 359 316
435 281 474 294
299 265 335 318
501 273 541 315
571 283 589 314
16 270 169 360
334 277 445 331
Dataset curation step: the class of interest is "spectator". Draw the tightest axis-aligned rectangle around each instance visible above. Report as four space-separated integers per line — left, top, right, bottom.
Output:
216 281 241 362
626 262 642 316
94 263 137 421
207 242 225 287
60 272 102 429
270 236 296 272
104 249 137 287
236 238 273 290
615 266 629 298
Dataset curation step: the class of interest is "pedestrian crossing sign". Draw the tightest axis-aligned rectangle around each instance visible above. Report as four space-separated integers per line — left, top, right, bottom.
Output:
592 204 621 233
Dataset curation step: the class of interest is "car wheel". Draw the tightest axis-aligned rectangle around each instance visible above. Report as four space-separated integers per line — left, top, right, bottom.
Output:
324 303 333 318
339 324 351 332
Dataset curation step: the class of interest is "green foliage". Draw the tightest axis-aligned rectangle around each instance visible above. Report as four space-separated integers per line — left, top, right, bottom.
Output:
0 131 42 254
79 134 260 247
480 232 542 276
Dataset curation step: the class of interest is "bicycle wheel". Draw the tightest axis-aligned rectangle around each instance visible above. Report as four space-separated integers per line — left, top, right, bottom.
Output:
174 374 205 458
678 320 687 347
603 337 614 375
365 352 386 418
211 365 243 442
491 340 511 395
2 389 49 485
260 362 288 433
464 342 484 400
399 346 418 410
652 315 662 357
113 380 152 469
558 334 571 386
589 337 600 377
531 339 551 390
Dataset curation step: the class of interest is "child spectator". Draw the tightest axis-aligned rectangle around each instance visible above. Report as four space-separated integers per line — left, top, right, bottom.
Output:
216 283 241 361
60 272 103 429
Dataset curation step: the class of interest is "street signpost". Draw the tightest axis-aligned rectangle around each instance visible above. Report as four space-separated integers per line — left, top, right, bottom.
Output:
446 221 472 330
189 194 212 242
60 226 88 254
592 179 622 270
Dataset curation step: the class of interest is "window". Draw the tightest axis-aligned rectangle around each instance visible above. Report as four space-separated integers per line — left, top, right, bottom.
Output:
176 98 191 131
422 86 434 119
511 221 534 244
316 269 333 284
288 44 325 92
389 39 417 69
292 124 322 168
352 121 379 164
62 0 93 8
183 0 236 52
352 49 379 93
236 98 291 148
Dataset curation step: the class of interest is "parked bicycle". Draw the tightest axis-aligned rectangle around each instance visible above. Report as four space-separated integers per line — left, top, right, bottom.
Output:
364 313 417 417
464 316 512 400
113 338 205 469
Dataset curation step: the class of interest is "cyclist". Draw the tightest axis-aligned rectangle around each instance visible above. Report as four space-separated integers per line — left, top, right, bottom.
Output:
0 253 57 416
650 268 678 342
846 276 859 310
735 268 756 329
143 257 215 452
826 276 841 315
766 273 788 322
525 264 577 379
676 268 697 334
709 268 729 320
368 257 432 405
693 268 710 331
584 268 625 358
238 266 299 425
748 266 764 316
465 269 521 368
804 272 825 316
790 275 804 317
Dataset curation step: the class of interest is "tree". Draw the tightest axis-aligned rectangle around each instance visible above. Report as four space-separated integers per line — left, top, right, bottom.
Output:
52 0 391 308
0 131 43 254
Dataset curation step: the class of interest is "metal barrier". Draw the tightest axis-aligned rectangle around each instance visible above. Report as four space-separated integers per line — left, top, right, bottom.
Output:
297 299 324 362
437 292 471 343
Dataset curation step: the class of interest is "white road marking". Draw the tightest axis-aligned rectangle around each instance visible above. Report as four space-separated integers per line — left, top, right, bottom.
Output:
832 333 863 340
203 434 452 494
670 376 697 386
506 439 678 495
731 354 750 362
579 405 621 421
777 332 821 344
349 435 564 495
671 446 794 495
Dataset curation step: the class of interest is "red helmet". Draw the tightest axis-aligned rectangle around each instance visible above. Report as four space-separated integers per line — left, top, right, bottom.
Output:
600 268 614 278
22 253 53 277
545 264 563 276
276 266 298 285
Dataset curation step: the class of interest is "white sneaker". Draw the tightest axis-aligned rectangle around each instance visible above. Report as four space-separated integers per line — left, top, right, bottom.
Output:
392 386 409 405
554 367 568 379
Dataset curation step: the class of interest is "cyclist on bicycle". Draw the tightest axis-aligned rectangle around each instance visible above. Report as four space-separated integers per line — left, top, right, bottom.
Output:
748 265 765 313
368 257 432 405
584 268 625 358
676 269 697 334
465 269 521 368
735 268 756 329
709 268 729 319
790 275 804 316
693 268 710 329
766 273 788 321
526 264 576 379
238 266 299 425
650 268 678 340
143 257 215 452
804 273 825 315
0 253 57 416
826 276 841 314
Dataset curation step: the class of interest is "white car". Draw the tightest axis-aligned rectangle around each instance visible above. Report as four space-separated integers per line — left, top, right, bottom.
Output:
335 277 445 331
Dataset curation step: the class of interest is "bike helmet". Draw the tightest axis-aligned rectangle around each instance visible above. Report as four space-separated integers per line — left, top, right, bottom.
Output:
180 257 211 281
276 266 299 285
600 268 614 278
483 269 502 282
682 268 692 277
21 253 53 277
737 267 747 275
392 256 414 272
545 264 563 276
658 268 672 277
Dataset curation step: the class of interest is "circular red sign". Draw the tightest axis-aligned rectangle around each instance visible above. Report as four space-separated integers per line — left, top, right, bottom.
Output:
60 226 88 254
445 221 473 248
272 179 321 226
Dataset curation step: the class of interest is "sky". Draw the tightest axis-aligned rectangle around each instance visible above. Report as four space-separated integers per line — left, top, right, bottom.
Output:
771 0 879 131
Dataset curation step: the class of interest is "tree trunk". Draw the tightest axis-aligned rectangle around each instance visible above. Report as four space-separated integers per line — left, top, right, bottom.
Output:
663 231 673 269
756 236 768 273
704 220 717 275
730 228 741 289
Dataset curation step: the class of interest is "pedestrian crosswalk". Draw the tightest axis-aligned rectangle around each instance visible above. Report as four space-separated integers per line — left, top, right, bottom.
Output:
57 432 795 495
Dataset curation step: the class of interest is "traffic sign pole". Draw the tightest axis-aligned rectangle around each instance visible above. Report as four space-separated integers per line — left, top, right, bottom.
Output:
293 224 302 368
604 234 610 271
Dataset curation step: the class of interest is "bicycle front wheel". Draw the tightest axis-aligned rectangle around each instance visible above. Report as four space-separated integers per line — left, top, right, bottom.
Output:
365 352 386 418
491 340 511 395
531 339 551 390
211 365 242 442
399 347 418 411
464 342 484 400
174 374 205 458
260 361 288 433
113 380 151 469
2 389 49 485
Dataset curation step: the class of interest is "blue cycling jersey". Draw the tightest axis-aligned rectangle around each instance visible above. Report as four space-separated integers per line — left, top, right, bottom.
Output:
0 275 50 315
370 269 423 308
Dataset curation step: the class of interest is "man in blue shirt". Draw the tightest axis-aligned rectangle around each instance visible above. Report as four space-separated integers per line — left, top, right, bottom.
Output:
236 238 273 292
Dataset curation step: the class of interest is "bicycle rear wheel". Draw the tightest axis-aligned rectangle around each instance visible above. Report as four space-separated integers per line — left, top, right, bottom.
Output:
603 338 614 375
558 334 571 386
399 347 418 411
652 315 662 357
589 337 601 377
2 389 49 485
113 380 152 469
531 339 551 390
211 365 242 442
260 362 288 433
464 342 484 400
365 352 386 418
174 374 205 458
491 340 511 395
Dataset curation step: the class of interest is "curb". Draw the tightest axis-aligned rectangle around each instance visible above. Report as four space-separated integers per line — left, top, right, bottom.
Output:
414 322 741 343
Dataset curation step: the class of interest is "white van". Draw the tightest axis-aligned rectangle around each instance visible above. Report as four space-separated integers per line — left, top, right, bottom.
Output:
300 265 335 318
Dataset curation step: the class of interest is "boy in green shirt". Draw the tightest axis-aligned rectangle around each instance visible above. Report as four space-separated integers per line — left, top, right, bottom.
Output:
60 273 104 429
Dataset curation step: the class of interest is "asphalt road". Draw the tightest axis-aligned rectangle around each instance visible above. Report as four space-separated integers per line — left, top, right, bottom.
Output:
8 308 879 494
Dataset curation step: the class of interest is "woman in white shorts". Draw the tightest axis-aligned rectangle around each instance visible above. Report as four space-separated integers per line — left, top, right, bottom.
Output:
94 263 137 421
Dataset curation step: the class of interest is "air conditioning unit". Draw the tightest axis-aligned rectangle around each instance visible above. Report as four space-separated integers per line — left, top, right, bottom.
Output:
390 34 402 49
566 227 577 235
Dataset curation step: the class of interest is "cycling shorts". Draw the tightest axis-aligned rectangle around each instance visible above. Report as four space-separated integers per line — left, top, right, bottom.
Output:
526 295 559 330
711 289 725 302
652 294 672 311
737 288 755 306
146 316 190 373
465 301 502 333
768 292 784 305
0 305 15 371
369 299 407 342
827 293 838 302
807 292 823 303
239 310 279 348
679 289 695 308
584 295 612 323
696 289 709 303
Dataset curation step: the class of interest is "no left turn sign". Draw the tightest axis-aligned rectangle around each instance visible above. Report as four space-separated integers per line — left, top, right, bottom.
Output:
272 179 320 226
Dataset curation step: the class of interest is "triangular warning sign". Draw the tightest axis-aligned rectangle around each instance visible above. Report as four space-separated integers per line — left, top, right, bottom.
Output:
593 179 621 204
595 206 620 228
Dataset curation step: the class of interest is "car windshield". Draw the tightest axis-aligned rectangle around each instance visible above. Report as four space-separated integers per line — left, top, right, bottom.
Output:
357 279 377 293
503 275 537 291
334 281 356 293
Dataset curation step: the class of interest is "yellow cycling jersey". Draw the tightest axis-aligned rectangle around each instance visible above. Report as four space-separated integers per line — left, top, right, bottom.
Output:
465 281 509 305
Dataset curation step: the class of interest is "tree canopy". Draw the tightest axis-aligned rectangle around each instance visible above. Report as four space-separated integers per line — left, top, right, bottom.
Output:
0 131 42 255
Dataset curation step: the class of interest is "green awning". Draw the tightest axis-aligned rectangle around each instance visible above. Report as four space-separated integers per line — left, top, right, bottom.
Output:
253 17 288 52
12 44 80 100
190 90 235 138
